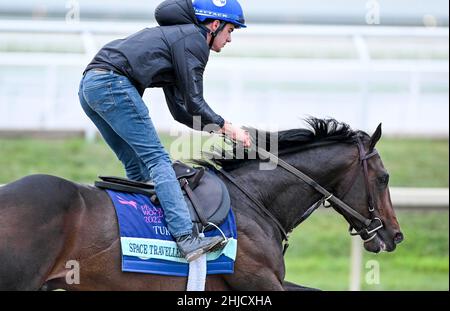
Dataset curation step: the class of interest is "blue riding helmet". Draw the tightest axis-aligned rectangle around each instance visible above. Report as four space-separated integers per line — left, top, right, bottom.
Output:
192 0 247 28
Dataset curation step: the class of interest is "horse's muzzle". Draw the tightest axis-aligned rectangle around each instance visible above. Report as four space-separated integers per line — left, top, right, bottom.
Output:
393 232 404 245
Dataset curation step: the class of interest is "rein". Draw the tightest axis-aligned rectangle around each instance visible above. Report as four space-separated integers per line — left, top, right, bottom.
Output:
217 136 384 255
218 169 291 254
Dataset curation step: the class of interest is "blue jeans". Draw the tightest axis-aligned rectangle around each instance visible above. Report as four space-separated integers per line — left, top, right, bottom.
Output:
79 69 192 238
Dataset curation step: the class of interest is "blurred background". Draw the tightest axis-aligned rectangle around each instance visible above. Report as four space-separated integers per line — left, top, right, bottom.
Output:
0 0 448 291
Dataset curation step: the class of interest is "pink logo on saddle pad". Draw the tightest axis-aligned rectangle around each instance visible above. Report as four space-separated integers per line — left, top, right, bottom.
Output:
117 195 138 210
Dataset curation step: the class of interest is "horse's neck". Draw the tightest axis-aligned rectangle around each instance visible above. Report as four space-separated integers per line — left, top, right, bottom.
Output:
231 144 357 232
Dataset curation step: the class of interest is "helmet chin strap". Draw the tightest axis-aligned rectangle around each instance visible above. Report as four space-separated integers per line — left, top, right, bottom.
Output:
209 21 227 49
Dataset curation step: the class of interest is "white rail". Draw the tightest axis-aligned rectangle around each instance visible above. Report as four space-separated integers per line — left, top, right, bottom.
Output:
0 21 448 136
390 187 449 209
0 20 449 37
1 181 448 206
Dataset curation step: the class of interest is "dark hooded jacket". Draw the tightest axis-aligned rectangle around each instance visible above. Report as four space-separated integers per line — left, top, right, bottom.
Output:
84 0 224 130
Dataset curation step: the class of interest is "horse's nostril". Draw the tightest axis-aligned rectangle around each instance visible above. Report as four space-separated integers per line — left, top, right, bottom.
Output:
394 232 404 244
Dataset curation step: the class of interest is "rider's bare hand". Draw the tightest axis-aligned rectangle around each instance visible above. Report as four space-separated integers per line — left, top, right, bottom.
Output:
220 121 252 148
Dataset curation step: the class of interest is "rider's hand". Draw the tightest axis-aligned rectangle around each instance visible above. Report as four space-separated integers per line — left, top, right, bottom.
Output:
220 121 252 148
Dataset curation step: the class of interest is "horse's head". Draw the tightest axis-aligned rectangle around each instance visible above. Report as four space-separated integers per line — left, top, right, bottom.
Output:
332 124 404 253
206 118 403 255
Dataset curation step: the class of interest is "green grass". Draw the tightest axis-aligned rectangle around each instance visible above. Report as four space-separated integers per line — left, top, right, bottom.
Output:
376 138 449 188
0 138 123 184
0 135 448 290
0 135 447 187
284 209 449 291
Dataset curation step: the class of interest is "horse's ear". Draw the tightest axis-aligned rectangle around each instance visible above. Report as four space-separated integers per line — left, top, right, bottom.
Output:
369 123 382 152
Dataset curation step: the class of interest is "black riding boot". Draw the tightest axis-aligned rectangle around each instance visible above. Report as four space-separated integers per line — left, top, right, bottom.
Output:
176 234 224 262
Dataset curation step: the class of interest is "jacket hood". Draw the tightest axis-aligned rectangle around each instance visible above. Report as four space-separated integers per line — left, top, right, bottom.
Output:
155 0 199 26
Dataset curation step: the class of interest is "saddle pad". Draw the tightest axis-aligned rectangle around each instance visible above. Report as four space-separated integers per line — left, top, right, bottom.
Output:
106 189 237 277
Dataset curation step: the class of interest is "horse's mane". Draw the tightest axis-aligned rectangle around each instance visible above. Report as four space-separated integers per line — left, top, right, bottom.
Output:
194 118 368 171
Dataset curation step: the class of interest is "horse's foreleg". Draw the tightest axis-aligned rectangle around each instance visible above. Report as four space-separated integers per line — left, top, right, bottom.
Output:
283 280 321 291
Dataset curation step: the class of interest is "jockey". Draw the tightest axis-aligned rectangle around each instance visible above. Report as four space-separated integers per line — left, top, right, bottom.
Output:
78 0 250 262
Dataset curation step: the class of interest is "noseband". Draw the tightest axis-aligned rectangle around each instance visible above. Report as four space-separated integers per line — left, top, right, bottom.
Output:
218 135 384 255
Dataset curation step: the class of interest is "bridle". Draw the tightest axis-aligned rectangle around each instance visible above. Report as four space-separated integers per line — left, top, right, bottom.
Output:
217 135 384 255
342 135 383 243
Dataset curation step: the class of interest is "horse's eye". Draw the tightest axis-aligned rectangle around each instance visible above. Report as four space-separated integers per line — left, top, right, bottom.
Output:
378 174 389 185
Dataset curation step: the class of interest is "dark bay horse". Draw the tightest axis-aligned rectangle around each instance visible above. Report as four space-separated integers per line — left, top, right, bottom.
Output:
0 118 403 290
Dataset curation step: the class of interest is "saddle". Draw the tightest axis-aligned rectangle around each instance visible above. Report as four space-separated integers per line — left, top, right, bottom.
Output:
95 161 231 232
